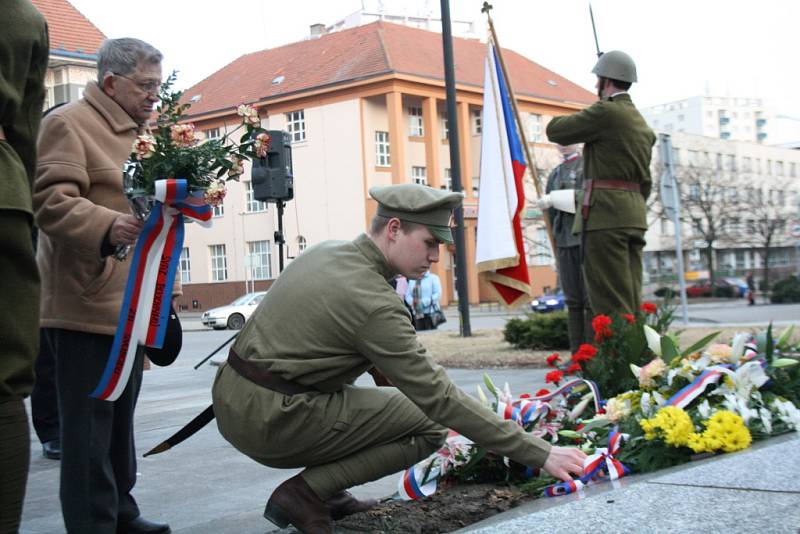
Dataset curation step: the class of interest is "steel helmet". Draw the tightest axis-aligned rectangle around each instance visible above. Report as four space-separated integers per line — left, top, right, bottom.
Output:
591 50 637 83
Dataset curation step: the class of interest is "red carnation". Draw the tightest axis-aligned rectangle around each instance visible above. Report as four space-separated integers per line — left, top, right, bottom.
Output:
545 370 564 385
641 302 657 315
623 313 635 324
592 314 613 342
572 344 597 362
519 393 531 399
546 353 561 366
566 362 582 374
535 388 550 397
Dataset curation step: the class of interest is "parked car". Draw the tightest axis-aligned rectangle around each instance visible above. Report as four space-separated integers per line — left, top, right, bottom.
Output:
530 292 566 313
723 277 749 298
201 291 266 330
685 279 742 298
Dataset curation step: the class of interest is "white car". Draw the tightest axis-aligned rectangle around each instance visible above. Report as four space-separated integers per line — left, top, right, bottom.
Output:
201 291 266 330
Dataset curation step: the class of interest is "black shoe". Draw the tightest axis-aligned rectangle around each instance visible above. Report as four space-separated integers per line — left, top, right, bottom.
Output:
42 439 61 460
116 517 171 534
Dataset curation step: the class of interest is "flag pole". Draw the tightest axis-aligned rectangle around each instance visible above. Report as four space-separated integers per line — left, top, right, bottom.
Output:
481 2 556 254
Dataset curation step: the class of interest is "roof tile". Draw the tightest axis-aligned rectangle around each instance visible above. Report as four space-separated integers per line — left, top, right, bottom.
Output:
30 0 106 57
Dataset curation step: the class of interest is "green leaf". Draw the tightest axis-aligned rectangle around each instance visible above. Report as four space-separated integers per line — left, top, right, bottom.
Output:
776 325 795 350
483 373 498 397
662 336 680 364
557 430 584 439
772 358 799 368
578 417 611 433
680 331 721 357
766 323 775 363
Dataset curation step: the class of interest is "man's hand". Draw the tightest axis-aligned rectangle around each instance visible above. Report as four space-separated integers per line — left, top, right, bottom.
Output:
535 195 553 209
542 445 586 482
109 214 145 247
368 367 393 387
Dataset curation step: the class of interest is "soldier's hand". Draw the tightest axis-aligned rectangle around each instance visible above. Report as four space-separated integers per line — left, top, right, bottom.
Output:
109 214 145 247
368 367 393 387
535 195 553 209
542 445 586 482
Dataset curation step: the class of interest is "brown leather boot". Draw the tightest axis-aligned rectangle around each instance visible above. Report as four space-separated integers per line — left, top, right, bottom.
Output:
263 474 332 534
325 491 378 520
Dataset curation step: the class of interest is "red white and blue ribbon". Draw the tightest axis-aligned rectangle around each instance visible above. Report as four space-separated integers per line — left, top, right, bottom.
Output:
91 179 211 401
544 430 629 497
398 431 473 501
666 365 732 409
530 379 603 414
495 398 549 426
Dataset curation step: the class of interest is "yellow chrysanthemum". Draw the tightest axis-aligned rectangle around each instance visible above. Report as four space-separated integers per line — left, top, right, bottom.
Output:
639 406 696 447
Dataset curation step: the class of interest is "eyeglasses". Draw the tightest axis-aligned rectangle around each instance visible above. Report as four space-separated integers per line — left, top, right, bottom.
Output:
114 72 161 95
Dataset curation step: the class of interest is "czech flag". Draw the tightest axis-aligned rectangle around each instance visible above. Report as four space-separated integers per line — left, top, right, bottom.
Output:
475 41 532 308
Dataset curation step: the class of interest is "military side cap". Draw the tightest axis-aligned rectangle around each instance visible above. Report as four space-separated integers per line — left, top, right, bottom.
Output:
370 184 464 244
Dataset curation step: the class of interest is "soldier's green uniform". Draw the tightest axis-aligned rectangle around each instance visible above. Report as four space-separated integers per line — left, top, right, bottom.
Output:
212 185 552 502
544 152 591 352
547 92 655 316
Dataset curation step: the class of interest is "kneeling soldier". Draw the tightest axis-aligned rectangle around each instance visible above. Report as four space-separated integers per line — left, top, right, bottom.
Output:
212 184 586 534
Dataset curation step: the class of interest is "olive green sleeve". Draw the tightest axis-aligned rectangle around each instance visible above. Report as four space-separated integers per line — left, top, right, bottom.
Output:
546 101 607 146
354 304 552 468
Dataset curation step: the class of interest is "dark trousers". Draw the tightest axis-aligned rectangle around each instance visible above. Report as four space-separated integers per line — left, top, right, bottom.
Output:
583 228 646 316
0 210 39 533
31 329 60 444
557 245 591 353
46 328 143 534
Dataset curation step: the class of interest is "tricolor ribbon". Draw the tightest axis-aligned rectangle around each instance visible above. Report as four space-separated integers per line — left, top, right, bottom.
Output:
91 179 212 401
544 430 629 497
530 379 603 414
666 365 732 409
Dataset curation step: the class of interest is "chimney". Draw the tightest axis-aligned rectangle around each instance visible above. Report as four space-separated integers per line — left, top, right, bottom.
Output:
309 23 327 38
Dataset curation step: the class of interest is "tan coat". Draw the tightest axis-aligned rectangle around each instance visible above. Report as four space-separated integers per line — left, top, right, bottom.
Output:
34 82 139 335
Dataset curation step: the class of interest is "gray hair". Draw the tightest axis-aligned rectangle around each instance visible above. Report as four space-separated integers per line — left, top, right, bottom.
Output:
97 38 163 83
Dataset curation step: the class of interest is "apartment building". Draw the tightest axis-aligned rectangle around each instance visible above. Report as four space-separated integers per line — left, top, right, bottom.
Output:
175 20 595 310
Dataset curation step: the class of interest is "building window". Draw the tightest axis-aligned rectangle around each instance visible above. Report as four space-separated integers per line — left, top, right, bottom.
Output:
441 113 449 140
203 127 220 140
248 240 272 280
528 113 542 142
212 202 224 218
472 109 482 135
689 184 700 201
408 106 424 136
530 228 551 266
412 166 427 185
442 168 452 191
375 131 390 166
244 181 267 212
209 244 228 281
179 247 191 284
776 161 784 176
742 157 752 172
791 162 797 177
286 110 305 142
297 236 307 254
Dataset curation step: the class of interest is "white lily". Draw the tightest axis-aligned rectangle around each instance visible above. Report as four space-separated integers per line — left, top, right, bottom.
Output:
630 363 642 379
731 333 748 360
771 398 800 429
568 394 593 421
644 325 662 356
697 399 712 419
476 385 488 405
758 407 773 434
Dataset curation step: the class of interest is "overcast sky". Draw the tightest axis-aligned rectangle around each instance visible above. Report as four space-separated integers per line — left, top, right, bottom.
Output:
67 0 800 125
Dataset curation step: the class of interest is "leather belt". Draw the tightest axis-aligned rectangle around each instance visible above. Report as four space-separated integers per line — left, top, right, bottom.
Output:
581 179 641 219
227 348 318 396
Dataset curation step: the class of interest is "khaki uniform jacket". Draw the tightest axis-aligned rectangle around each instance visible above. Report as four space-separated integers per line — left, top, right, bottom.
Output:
546 93 655 231
34 82 140 335
215 234 552 468
545 156 583 248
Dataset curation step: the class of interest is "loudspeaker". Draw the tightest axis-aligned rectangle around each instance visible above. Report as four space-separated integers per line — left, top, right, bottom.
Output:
252 130 293 202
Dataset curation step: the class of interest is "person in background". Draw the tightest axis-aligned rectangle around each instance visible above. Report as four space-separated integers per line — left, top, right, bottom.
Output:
405 269 442 330
746 271 755 306
0 2 48 531
34 37 170 534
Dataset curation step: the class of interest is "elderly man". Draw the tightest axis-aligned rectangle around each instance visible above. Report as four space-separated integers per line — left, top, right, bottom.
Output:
546 51 656 317
34 38 170 534
0 2 48 532
212 184 586 534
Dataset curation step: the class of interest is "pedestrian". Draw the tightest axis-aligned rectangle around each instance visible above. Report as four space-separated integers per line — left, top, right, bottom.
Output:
746 271 755 306
0 2 48 532
538 144 592 353
212 183 586 534
546 50 656 316
405 269 442 330
34 38 170 534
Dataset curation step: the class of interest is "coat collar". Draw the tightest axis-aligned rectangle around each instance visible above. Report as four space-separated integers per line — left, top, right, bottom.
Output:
83 82 140 134
605 92 633 104
354 233 396 281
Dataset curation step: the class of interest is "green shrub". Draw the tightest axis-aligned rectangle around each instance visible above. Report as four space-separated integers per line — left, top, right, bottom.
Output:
713 285 736 298
771 276 800 304
504 311 569 350
654 286 676 298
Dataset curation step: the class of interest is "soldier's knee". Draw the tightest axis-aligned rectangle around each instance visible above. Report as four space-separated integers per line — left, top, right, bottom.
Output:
418 424 448 455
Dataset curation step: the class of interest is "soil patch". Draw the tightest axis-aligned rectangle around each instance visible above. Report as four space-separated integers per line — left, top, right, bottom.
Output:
333 482 535 533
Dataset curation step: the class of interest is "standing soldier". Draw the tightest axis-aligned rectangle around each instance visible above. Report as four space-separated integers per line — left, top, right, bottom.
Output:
538 144 591 353
212 184 586 534
546 51 655 316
